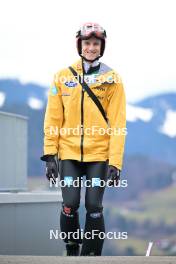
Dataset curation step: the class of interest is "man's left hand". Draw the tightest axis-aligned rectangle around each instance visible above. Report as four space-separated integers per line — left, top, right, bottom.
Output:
107 165 121 186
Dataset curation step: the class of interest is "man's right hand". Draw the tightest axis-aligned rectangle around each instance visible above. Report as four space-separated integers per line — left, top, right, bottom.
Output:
40 155 59 183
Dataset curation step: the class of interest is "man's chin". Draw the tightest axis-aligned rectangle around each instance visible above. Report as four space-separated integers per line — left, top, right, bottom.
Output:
84 56 97 61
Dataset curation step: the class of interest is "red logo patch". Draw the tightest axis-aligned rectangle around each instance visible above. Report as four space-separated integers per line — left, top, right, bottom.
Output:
64 206 71 214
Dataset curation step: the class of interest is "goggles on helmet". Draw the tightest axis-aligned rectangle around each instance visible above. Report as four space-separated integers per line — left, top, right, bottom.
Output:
76 23 106 40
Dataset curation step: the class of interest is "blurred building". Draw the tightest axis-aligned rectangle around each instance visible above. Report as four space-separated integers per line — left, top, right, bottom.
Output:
0 111 64 255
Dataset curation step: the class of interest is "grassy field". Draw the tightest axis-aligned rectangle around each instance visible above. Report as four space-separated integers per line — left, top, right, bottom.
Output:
105 185 176 256
119 185 176 225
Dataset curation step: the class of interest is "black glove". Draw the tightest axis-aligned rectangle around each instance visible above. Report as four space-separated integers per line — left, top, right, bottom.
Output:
40 154 59 183
107 165 121 186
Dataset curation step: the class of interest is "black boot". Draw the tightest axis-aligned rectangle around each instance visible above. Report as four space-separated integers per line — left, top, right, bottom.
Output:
66 241 80 256
80 211 105 256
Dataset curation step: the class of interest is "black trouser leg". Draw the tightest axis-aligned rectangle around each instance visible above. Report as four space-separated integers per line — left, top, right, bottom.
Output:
80 161 108 256
59 160 83 244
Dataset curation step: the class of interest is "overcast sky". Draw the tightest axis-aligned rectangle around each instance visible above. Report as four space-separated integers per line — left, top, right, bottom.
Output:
0 0 176 102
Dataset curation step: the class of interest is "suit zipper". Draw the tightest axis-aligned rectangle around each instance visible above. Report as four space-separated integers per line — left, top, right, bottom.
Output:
80 88 85 162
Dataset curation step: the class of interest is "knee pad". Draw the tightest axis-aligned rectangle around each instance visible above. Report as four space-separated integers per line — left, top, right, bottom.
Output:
85 201 103 215
85 211 105 231
61 203 78 218
89 212 103 218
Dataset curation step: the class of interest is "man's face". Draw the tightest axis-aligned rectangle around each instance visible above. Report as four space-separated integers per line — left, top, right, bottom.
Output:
82 37 101 61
